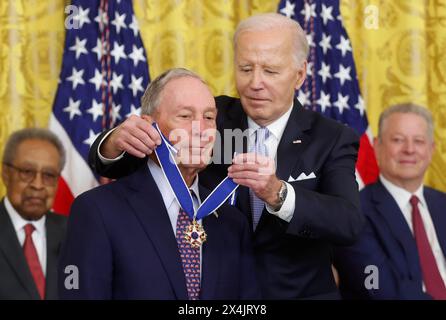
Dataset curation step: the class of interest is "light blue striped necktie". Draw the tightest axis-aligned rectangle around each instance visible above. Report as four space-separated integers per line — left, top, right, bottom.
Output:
249 127 270 230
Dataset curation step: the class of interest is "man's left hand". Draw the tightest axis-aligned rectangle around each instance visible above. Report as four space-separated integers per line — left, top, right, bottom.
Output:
228 153 282 207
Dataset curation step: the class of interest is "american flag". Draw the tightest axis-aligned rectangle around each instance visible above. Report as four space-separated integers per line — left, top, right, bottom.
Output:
50 0 150 214
278 0 379 188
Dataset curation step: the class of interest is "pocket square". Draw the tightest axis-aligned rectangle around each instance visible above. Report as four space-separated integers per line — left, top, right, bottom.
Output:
288 172 316 182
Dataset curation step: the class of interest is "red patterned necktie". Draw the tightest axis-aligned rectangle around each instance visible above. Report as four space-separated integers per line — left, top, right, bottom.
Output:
176 209 201 300
23 223 45 300
410 195 446 300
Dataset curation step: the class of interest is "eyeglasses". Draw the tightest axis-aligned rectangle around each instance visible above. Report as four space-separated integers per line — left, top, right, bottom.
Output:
4 163 60 186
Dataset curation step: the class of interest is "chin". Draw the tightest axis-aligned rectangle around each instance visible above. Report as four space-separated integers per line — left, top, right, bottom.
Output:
21 209 47 221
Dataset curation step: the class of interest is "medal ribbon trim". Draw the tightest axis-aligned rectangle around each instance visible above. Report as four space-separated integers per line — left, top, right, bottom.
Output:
152 123 238 221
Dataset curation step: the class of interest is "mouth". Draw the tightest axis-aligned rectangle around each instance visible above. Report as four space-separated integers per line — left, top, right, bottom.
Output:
23 197 46 206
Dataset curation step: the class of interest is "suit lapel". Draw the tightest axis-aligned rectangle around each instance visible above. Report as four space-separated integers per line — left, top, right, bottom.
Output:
124 167 188 300
45 213 64 300
276 99 312 181
372 182 422 278
424 189 446 258
0 200 40 299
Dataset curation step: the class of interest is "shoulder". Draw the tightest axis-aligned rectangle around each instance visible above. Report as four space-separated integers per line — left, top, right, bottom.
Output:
424 186 446 201
46 211 68 225
301 107 359 141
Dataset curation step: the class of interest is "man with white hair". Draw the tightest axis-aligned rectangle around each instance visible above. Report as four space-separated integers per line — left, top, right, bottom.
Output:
335 103 446 300
89 13 364 299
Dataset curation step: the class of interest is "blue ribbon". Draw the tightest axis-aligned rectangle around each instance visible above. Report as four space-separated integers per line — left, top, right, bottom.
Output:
152 123 238 220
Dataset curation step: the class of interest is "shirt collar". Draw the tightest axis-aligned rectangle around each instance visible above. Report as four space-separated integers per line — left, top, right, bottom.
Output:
147 159 201 210
4 196 46 235
379 174 426 209
247 102 294 141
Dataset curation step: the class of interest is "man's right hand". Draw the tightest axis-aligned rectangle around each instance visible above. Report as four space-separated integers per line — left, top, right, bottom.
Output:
100 115 162 159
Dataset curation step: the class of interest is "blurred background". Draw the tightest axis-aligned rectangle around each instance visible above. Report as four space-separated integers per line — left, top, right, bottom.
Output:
0 0 445 212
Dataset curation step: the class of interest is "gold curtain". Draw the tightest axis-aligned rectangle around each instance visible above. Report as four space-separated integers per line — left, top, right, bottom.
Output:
340 0 446 192
1 0 445 199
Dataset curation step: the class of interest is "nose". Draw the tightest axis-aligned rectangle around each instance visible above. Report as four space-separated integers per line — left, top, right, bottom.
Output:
249 69 264 90
30 172 45 189
403 140 415 154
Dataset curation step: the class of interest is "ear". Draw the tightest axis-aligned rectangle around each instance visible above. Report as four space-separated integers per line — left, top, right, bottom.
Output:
294 61 307 91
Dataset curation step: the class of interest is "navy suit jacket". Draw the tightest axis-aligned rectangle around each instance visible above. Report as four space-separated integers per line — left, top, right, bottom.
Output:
89 96 364 299
58 165 260 300
334 181 446 299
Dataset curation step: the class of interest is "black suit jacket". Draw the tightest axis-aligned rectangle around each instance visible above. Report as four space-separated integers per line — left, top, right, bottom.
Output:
0 199 66 299
89 96 364 299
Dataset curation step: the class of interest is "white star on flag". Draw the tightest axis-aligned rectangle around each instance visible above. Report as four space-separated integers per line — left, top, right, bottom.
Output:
111 11 127 34
128 75 144 97
126 104 141 118
74 6 91 29
301 2 316 22
86 99 103 122
355 96 365 116
318 62 332 83
66 67 85 90
334 64 352 85
83 129 100 147
333 93 350 114
297 90 310 107
63 98 82 120
319 33 332 54
320 4 334 25
336 35 352 57
69 37 88 59
110 72 124 94
128 45 146 67
91 39 103 61
317 91 331 113
89 69 103 91
111 103 122 124
111 42 127 64
129 15 140 37
280 1 295 18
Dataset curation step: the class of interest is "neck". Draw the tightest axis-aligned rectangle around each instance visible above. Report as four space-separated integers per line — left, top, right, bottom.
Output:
179 167 199 187
149 154 198 187
382 174 423 194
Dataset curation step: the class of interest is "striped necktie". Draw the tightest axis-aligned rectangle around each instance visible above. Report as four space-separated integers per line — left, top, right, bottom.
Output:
249 127 270 230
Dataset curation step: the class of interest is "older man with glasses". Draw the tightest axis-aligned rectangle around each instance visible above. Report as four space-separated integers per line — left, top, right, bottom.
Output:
0 128 67 300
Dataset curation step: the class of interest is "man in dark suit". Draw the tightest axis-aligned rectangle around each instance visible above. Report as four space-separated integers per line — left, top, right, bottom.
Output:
335 103 446 300
88 13 364 299
58 68 259 300
0 128 67 300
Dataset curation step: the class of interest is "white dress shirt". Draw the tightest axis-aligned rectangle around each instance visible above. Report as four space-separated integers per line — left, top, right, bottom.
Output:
98 104 298 222
4 197 47 276
380 175 446 288
147 158 202 273
247 104 296 223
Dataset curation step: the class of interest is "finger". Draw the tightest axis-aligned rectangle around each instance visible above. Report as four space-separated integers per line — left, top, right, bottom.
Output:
228 171 263 181
141 114 153 123
123 126 158 152
119 141 148 158
231 178 259 189
233 153 271 166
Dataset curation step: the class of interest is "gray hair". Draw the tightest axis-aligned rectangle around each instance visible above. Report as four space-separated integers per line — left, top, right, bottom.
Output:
141 68 207 115
378 103 434 141
233 13 309 66
2 128 66 171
